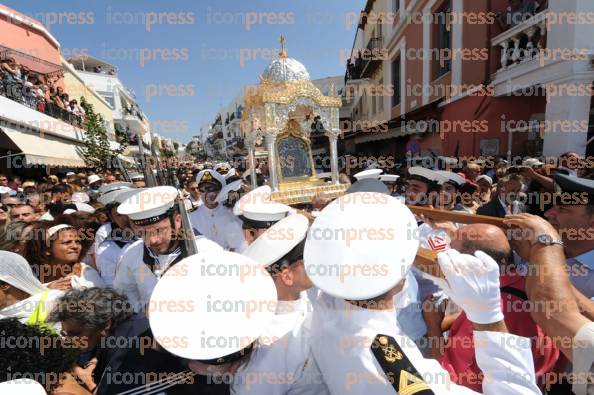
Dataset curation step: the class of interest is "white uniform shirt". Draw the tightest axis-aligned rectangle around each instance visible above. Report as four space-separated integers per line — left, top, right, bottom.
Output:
93 223 112 254
113 236 221 312
309 291 540 395
233 297 329 395
96 239 130 287
566 248 594 299
189 204 246 252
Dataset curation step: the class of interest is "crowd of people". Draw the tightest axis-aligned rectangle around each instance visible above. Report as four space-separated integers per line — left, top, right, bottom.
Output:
0 152 593 394
0 56 86 126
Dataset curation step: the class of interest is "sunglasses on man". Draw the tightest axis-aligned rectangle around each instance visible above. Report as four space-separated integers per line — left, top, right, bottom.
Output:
199 185 220 193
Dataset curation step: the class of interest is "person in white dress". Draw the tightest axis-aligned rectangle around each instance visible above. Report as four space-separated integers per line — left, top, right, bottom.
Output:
303 192 541 395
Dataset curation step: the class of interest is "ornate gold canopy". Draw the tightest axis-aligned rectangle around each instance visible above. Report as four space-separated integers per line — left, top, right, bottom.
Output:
241 37 346 203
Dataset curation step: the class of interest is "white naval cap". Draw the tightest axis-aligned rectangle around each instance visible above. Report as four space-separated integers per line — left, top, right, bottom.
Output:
196 169 226 189
215 179 243 204
380 174 400 183
435 171 466 188
407 167 448 184
117 186 178 226
243 213 309 267
224 168 237 180
0 379 47 395
149 250 277 361
346 178 389 195
98 183 136 205
129 172 144 181
98 181 134 195
353 168 383 181
99 187 142 206
234 185 291 225
214 162 231 175
64 202 95 214
304 192 419 300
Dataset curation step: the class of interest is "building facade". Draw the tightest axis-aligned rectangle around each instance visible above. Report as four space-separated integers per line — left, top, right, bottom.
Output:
344 0 594 167
0 4 87 175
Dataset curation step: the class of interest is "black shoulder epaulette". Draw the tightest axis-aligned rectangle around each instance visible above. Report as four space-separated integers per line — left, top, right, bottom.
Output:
370 333 435 395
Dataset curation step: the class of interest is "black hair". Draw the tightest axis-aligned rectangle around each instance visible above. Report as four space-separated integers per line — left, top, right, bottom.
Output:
0 318 79 392
266 239 306 276
48 288 134 332
51 184 69 195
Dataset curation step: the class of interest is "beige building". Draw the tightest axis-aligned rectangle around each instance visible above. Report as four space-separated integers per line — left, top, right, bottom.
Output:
62 57 116 141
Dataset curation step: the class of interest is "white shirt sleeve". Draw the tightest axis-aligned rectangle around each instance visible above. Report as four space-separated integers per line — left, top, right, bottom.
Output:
226 214 247 252
474 331 540 395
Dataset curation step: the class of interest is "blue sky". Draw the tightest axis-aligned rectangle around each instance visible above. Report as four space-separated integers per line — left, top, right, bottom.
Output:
4 0 365 143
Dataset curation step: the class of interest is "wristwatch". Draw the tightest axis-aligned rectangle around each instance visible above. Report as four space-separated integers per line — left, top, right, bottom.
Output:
533 234 564 247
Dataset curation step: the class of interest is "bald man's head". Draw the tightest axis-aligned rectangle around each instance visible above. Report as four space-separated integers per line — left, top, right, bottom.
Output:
451 224 512 267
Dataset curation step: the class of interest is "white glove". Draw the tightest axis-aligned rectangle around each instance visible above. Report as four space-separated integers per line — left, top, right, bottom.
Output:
436 249 504 325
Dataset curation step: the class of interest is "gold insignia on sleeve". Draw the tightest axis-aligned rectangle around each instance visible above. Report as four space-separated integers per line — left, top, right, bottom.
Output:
370 334 435 395
399 371 431 395
383 345 403 363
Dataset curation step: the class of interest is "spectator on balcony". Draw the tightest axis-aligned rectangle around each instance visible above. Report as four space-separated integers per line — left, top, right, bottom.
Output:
498 0 537 29
70 99 85 116
49 86 66 111
0 58 21 82
35 84 49 113
22 79 37 108
94 65 103 73
20 65 31 82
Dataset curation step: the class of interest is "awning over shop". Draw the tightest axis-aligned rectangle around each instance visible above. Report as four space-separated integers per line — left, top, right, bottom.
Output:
354 128 405 145
0 126 86 167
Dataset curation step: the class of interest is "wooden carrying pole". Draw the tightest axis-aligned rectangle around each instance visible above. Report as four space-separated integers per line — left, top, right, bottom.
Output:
410 206 507 278
407 205 506 228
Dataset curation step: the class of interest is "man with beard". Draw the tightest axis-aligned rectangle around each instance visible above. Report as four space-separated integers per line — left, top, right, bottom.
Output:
404 167 445 208
114 186 221 313
189 169 246 252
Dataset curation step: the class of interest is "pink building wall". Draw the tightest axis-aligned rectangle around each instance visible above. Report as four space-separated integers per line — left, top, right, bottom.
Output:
0 4 62 75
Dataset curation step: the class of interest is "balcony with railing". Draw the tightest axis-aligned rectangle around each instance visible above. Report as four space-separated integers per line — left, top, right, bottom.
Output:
345 35 384 83
360 36 384 79
491 10 548 95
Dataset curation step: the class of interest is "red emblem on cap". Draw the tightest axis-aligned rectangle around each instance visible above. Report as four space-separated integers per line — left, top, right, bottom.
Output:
427 235 448 251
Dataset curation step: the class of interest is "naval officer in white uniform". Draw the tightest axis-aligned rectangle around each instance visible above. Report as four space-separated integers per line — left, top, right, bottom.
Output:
113 186 221 313
189 169 246 252
234 185 293 245
238 213 329 394
95 186 139 287
92 182 136 256
147 249 278 393
304 192 541 395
